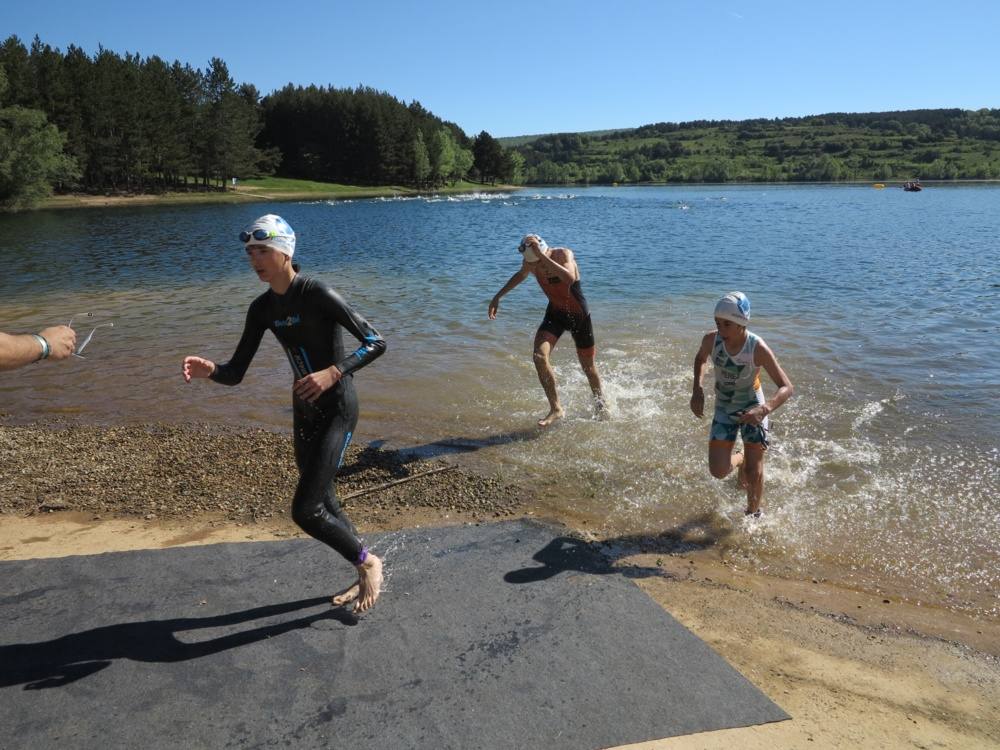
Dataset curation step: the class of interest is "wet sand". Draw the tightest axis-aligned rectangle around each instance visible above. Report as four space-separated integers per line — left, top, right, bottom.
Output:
2 421 998 748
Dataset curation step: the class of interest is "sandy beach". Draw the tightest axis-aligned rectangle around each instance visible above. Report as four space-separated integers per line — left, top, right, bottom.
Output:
2 421 998 749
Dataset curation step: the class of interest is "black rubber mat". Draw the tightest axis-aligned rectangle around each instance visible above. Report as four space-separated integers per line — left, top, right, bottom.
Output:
0 519 787 749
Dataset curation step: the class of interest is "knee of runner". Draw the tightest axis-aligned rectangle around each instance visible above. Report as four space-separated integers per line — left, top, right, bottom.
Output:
709 463 731 479
532 348 550 363
291 499 325 530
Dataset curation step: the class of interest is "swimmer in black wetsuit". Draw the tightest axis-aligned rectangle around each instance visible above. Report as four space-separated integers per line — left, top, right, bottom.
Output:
182 214 386 613
489 233 606 427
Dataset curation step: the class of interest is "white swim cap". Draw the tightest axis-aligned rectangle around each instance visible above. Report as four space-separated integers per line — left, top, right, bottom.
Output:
241 214 296 258
518 234 548 262
714 291 751 326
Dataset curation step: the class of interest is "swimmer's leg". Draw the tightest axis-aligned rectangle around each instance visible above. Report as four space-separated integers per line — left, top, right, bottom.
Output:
708 440 741 479
575 346 607 417
742 443 766 516
292 402 381 613
737 456 749 490
533 330 563 427
291 445 364 562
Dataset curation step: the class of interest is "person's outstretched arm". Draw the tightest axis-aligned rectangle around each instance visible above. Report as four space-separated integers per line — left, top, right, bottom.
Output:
0 326 77 371
183 304 266 386
489 262 532 319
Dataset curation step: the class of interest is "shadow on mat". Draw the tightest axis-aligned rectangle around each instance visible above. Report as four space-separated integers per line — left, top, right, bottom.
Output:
505 513 734 584
0 596 351 690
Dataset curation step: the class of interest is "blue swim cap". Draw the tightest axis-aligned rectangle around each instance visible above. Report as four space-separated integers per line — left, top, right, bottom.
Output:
714 291 751 326
242 214 296 258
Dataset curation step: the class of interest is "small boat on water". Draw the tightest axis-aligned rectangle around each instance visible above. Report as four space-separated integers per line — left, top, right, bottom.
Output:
902 181 923 192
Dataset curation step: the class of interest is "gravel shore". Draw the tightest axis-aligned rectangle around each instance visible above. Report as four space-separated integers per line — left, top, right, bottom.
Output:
4 421 999 748
0 421 529 526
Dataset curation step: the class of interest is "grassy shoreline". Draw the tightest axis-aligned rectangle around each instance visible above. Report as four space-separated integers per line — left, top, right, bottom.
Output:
28 177 998 212
32 177 519 211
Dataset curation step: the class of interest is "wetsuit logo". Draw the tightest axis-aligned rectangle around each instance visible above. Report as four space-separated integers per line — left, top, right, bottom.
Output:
274 315 301 328
285 346 313 379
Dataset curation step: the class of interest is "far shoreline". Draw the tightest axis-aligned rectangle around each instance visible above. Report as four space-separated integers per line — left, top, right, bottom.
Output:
520 178 1000 188
26 179 520 212
19 177 1000 213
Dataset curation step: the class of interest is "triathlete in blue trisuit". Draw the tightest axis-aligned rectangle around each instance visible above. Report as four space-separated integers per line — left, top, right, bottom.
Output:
183 214 386 612
690 292 794 516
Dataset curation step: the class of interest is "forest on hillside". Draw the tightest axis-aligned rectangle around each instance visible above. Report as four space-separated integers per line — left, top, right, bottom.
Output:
2 33 998 209
0 35 517 208
510 109 1000 184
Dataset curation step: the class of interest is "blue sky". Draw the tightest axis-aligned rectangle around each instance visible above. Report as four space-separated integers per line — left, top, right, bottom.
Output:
2 1 997 137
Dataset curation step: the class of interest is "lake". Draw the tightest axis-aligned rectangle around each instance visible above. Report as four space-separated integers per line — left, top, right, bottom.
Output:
1 184 997 619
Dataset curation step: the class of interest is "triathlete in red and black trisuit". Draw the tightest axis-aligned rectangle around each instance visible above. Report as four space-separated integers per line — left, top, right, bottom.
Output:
211 273 386 564
534 266 595 355
489 233 606 427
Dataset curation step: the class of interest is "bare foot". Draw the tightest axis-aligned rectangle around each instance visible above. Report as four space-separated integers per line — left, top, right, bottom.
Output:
331 581 360 607
538 407 564 427
354 554 383 613
594 397 610 420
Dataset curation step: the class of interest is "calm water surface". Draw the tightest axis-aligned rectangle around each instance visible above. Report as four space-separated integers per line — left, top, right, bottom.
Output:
1 185 998 618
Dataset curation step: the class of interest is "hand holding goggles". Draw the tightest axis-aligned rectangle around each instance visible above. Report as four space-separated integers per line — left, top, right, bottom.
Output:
239 228 278 243
67 312 115 358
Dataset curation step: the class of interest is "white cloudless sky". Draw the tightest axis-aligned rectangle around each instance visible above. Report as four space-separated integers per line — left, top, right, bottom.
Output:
2 0 996 137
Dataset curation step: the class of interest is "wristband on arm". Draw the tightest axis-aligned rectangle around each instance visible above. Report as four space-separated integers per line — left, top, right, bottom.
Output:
32 334 50 361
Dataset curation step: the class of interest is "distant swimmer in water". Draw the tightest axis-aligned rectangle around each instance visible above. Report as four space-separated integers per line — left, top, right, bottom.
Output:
182 214 386 613
488 233 607 427
690 292 794 516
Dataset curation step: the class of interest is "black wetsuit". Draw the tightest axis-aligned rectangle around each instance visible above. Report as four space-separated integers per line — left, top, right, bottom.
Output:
211 274 386 563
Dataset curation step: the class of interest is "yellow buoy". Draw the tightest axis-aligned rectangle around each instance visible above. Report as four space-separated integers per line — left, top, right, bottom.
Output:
873 183 886 189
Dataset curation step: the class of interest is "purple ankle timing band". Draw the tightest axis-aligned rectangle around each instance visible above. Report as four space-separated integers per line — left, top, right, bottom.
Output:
357 546 368 565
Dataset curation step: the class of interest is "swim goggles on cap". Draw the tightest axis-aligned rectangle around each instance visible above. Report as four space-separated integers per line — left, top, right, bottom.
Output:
239 228 279 243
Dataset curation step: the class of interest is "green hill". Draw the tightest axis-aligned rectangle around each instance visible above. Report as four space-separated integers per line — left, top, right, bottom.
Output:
497 128 628 148
508 109 1000 184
